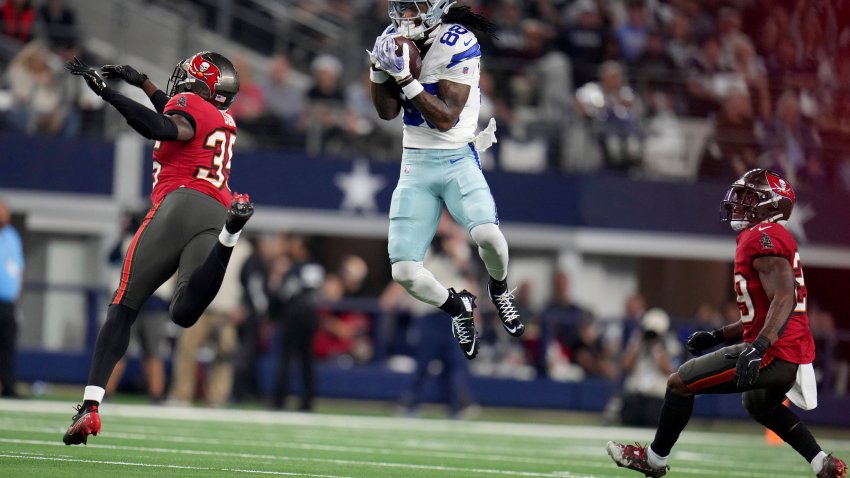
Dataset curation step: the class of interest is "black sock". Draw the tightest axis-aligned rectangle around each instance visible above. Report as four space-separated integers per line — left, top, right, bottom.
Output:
439 289 465 318
87 304 139 387
754 404 822 462
650 389 694 457
82 400 99 411
170 242 233 328
488 277 508 296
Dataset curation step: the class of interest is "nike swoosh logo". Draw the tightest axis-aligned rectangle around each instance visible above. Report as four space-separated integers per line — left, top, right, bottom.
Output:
465 336 477 357
450 157 464 164
757 225 772 231
463 38 473 46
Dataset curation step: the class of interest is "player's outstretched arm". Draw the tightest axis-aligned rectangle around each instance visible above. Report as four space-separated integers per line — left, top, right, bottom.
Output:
404 78 469 132
66 57 193 141
102 64 169 113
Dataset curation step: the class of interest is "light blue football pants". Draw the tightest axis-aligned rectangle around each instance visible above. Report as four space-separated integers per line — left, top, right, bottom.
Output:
388 144 498 263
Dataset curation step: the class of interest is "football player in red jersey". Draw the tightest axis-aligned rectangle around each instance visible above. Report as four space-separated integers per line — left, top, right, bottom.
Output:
607 169 846 478
61 52 254 445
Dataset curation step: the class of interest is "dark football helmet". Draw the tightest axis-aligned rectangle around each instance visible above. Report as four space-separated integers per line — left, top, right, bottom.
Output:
166 51 239 110
720 168 795 231
389 0 454 40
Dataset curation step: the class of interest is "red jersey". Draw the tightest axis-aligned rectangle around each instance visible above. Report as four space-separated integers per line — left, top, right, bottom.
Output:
734 222 815 364
151 93 237 208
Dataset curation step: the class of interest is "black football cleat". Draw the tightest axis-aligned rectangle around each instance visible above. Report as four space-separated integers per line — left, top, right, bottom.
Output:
818 454 848 478
450 288 479 360
606 441 669 477
225 192 254 234
63 404 101 445
489 283 524 337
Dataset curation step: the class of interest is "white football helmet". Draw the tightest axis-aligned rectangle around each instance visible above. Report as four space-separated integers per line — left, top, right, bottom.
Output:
389 0 455 40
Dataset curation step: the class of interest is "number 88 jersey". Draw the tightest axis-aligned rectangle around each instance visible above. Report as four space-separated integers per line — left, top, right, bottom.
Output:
152 92 238 208
401 22 482 150
734 222 815 364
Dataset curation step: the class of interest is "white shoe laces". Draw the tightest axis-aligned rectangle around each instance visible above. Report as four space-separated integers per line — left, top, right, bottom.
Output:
452 317 474 344
493 288 520 323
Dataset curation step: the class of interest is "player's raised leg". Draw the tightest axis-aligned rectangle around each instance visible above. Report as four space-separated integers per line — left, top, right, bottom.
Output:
170 193 253 328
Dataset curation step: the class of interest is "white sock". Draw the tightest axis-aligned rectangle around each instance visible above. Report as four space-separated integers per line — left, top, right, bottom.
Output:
83 386 105 404
218 228 240 247
811 451 828 474
647 445 668 469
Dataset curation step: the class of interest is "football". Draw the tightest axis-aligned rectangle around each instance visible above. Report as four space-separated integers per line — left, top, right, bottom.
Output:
394 36 422 79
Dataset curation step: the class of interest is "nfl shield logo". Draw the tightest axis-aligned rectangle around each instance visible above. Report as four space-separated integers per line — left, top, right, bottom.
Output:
463 66 469 74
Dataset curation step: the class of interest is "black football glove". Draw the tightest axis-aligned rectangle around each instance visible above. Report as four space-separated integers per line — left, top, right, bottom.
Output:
731 336 770 388
101 64 148 88
65 57 108 97
686 328 724 356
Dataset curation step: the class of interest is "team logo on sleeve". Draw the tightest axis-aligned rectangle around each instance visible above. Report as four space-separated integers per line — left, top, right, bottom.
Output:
760 232 774 249
177 95 187 107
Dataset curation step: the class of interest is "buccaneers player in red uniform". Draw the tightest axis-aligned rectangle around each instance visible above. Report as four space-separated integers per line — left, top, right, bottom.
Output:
62 53 253 445
607 169 846 477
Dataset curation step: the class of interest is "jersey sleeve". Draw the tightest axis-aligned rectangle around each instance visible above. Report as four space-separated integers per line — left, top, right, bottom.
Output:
163 93 208 132
740 225 797 263
435 27 481 86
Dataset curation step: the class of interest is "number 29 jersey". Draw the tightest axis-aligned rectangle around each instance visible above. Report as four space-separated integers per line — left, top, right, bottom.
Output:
401 22 482 150
151 92 237 208
734 222 815 364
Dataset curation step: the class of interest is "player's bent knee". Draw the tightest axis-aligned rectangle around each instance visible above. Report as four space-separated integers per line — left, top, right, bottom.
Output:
667 372 692 396
391 261 419 290
470 223 504 249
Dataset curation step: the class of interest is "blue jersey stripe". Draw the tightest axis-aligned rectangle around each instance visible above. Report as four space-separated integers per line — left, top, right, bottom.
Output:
447 43 481 69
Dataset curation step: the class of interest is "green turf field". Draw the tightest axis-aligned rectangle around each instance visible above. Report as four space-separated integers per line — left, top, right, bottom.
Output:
1 399 848 477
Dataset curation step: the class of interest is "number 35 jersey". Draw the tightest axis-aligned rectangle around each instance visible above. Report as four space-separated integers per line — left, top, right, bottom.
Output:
152 92 237 208
402 22 481 150
734 222 814 364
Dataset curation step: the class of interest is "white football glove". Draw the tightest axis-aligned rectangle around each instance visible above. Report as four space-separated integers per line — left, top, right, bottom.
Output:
473 118 498 152
366 26 397 70
375 35 412 83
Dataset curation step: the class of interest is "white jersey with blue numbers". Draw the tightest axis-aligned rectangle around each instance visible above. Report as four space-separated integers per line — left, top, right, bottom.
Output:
402 22 481 149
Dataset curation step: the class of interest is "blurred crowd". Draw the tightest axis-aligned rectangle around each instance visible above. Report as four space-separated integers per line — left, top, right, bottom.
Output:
1 0 850 192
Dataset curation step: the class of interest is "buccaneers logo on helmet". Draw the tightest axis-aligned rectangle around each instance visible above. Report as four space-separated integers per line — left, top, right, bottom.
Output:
167 51 240 110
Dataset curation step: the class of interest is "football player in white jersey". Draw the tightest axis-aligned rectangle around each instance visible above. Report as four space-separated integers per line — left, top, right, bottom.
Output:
368 1 523 360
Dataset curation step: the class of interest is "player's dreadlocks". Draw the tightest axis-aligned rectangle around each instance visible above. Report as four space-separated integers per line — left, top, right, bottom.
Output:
443 5 497 39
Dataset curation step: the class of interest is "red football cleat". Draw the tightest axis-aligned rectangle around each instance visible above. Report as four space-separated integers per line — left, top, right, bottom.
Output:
607 441 669 477
63 404 101 445
225 192 254 234
818 455 848 478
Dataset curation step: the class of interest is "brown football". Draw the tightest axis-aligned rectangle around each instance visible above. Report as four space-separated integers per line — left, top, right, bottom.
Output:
394 36 422 79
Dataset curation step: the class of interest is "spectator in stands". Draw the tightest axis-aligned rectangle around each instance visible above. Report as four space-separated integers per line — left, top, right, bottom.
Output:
634 30 680 114
664 9 694 71
565 315 617 380
227 56 268 147
614 0 650 65
37 0 78 50
698 87 761 180
5 40 76 136
677 303 724 353
575 60 644 172
764 90 823 188
554 0 608 89
269 234 324 411
730 37 771 121
685 35 739 117
169 241 251 408
259 54 307 148
0 197 23 398
619 308 681 427
301 53 346 155
538 271 591 377
316 254 373 365
0 0 36 43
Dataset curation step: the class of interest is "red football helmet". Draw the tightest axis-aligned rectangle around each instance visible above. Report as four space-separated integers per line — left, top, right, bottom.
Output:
720 168 795 231
167 51 239 110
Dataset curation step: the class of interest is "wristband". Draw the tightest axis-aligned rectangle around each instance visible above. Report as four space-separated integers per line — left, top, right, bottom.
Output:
370 68 389 84
401 79 424 99
752 335 771 354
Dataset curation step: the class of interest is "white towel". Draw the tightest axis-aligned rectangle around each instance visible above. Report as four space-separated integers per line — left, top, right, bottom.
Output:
473 118 498 152
786 363 818 410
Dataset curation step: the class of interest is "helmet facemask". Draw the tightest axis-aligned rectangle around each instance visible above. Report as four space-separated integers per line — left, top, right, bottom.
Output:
389 0 453 41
